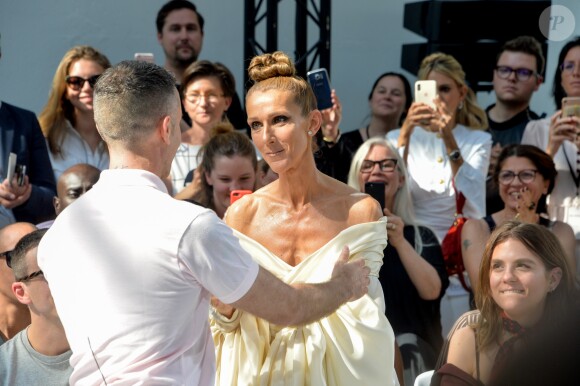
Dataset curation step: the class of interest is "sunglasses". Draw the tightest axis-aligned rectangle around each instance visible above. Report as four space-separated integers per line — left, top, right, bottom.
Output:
65 74 101 91
0 250 13 268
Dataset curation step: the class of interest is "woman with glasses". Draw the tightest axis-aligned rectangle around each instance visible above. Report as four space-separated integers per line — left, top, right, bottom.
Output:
39 46 111 180
461 144 575 291
170 60 236 194
522 36 580 222
348 137 449 386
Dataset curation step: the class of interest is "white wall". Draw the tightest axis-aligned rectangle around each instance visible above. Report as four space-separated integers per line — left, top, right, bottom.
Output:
1 0 579 132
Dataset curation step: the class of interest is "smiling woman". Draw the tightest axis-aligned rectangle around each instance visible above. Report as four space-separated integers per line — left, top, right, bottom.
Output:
210 51 399 386
433 221 577 386
38 46 111 180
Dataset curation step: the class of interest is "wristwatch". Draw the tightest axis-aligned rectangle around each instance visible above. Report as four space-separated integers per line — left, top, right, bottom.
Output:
448 149 462 162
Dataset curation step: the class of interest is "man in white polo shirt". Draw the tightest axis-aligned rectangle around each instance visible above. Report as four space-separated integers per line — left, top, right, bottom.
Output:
37 60 370 385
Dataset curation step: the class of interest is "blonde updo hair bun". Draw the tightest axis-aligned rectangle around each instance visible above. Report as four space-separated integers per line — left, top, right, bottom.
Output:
248 51 296 83
210 121 235 138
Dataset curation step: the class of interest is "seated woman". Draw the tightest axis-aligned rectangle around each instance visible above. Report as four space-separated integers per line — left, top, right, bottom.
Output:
171 60 236 194
348 137 449 386
433 221 577 385
462 144 576 290
39 46 111 180
187 123 258 218
211 51 398 385
316 72 412 183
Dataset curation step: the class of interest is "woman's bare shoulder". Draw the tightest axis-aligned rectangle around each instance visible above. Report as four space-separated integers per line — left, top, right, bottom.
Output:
447 326 477 376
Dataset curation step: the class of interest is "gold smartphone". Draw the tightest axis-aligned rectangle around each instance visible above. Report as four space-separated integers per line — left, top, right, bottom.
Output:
562 97 580 118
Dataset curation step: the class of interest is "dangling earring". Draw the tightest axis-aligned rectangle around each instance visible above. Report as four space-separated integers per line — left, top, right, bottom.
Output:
307 130 313 136
458 101 464 110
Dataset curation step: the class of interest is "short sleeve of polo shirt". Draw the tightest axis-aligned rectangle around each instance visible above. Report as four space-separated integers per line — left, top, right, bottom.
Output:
177 211 259 304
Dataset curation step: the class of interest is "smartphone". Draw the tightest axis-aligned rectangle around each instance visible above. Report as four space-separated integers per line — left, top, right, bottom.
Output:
414 80 437 109
134 53 155 63
364 182 385 209
6 152 16 182
306 68 333 110
562 97 580 118
14 164 26 186
230 190 252 205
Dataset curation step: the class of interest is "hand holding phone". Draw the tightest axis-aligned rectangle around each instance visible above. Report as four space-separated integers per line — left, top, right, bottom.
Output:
307 68 333 110
230 190 252 205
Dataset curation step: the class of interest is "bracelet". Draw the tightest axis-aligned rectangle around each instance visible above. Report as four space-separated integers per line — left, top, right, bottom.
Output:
210 306 241 333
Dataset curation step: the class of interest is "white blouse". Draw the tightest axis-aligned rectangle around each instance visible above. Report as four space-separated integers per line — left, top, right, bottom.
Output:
387 125 492 242
48 121 109 180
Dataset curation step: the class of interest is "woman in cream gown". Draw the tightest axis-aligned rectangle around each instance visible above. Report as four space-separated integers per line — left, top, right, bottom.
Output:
210 51 398 386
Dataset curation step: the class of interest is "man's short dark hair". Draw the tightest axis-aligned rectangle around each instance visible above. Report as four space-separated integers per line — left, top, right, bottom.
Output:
156 0 205 34
497 36 545 75
93 61 177 145
10 229 46 280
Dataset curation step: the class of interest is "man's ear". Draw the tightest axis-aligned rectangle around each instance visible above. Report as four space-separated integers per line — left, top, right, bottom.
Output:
12 282 31 305
53 196 61 215
534 74 543 91
159 115 173 145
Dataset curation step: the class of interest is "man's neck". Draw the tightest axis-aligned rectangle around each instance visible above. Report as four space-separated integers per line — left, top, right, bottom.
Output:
0 298 31 341
164 59 191 85
27 317 69 356
488 101 529 123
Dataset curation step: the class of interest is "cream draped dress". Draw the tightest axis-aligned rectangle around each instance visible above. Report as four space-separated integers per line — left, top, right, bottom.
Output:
211 218 398 386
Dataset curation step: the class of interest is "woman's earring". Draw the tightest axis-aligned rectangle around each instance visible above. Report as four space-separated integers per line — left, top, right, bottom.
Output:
307 130 313 136
458 101 464 110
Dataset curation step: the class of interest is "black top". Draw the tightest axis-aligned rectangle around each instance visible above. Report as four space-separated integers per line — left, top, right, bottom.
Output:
380 225 449 354
485 105 541 215
315 129 364 183
483 214 553 232
485 104 540 147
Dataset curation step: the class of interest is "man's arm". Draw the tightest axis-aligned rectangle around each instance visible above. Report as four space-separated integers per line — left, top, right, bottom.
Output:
231 246 370 326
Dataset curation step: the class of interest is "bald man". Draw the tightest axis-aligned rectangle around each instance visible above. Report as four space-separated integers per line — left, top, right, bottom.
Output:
53 163 100 216
0 222 36 345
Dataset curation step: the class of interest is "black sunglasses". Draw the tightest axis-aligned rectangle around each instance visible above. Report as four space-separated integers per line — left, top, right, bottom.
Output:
0 250 13 268
65 74 101 91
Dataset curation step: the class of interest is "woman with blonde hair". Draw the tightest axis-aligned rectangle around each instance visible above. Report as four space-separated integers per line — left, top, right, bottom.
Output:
210 51 398 385
387 52 492 333
39 45 111 179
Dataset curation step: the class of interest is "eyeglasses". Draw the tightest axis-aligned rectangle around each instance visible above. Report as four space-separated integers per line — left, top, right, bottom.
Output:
16 270 44 283
184 93 224 105
0 250 13 268
561 61 579 75
360 158 398 173
498 169 538 185
495 66 536 81
65 75 101 91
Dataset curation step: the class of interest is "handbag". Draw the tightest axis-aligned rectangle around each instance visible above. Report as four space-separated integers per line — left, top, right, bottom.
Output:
441 181 471 292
